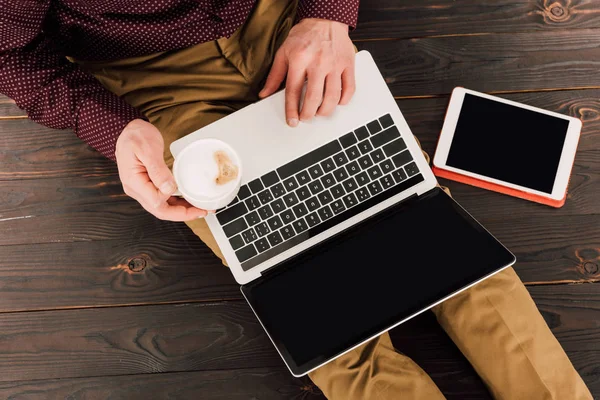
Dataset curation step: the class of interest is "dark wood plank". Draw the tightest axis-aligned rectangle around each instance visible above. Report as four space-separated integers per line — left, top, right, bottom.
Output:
0 94 25 118
352 0 600 41
0 368 324 400
357 29 600 97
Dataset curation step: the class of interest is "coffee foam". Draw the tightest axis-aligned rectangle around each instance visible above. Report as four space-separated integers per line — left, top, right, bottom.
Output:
177 141 239 200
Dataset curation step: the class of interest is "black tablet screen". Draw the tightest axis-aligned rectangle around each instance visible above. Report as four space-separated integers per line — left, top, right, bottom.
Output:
242 188 515 375
446 94 569 194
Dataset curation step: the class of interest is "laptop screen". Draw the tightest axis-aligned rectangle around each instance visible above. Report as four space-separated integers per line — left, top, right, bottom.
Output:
242 188 515 376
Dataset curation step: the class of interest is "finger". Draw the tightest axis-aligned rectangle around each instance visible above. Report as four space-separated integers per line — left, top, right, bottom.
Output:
259 50 288 98
317 73 342 117
285 66 306 127
139 152 177 196
299 69 326 121
340 64 356 105
145 198 208 222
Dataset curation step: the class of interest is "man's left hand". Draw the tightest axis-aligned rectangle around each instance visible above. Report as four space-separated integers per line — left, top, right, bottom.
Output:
259 18 356 127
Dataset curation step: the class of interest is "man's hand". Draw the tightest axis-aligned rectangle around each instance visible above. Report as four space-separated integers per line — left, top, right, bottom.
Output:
115 119 208 221
259 18 355 126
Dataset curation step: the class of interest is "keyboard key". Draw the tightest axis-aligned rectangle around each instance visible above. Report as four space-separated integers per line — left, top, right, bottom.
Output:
236 243 257 263
217 202 248 225
270 198 285 213
258 204 273 220
255 222 270 237
306 196 321 211
242 228 257 244
370 148 385 164
229 234 245 251
318 205 333 221
293 203 309 218
345 145 361 160
318 190 333 205
372 126 401 148
267 231 283 247
380 174 394 189
330 199 346 215
249 178 264 193
368 181 383 196
358 140 373 155
321 173 336 188
342 177 358 193
261 171 280 187
367 164 382 180
392 168 407 183
320 158 336 173
237 185 251 200
245 211 260 226
280 225 296 240
333 167 349 182
358 155 373 169
340 132 357 148
356 187 371 202
367 119 383 135
278 141 341 179
255 238 270 253
283 192 299 207
309 179 324 195
293 219 308 234
354 126 369 140
342 192 358 208
245 195 261 211
379 114 394 129
296 186 311 201
380 159 394 174
392 150 413 168
258 189 273 205
331 184 345 199
346 161 360 176
405 162 420 177
355 171 370 186
308 164 324 180
333 152 349 167
306 212 321 228
267 215 283 231
223 217 248 237
296 170 311 186
280 209 296 224
283 176 299 191
271 183 286 198
383 138 407 157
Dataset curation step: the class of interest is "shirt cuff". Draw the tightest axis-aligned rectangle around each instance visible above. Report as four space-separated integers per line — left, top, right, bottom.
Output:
296 0 359 29
75 90 146 161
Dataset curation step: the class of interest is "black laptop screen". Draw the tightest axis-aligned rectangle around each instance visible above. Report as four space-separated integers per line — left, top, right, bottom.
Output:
242 188 514 375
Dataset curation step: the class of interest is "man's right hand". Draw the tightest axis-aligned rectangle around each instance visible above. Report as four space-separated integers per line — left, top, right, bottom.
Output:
115 119 208 221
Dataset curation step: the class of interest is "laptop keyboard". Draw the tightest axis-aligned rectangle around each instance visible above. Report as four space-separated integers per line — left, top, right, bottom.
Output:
216 114 424 271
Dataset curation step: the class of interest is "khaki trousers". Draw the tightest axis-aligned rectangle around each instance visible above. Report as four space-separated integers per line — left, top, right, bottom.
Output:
78 0 592 398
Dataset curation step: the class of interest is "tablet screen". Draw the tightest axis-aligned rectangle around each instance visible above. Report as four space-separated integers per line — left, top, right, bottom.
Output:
242 189 515 375
446 94 569 194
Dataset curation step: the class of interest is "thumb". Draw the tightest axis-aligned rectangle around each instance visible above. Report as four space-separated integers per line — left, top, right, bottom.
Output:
138 142 177 196
259 50 288 98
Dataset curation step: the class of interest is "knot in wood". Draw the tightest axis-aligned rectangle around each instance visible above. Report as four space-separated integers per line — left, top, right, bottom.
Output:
128 257 147 272
584 262 599 275
550 5 564 17
545 3 569 22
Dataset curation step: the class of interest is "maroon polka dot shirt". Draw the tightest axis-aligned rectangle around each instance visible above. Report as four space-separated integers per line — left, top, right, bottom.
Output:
0 0 359 161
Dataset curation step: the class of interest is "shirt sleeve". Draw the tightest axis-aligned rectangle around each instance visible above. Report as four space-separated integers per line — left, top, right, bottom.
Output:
296 0 360 29
0 1 145 161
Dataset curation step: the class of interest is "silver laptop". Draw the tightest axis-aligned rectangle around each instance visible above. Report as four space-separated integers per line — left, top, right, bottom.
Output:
171 51 515 376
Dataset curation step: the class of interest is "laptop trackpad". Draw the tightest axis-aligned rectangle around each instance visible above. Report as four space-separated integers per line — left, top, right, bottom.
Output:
241 188 515 376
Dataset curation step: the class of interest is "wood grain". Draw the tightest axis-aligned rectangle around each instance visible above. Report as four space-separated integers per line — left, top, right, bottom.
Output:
0 95 25 118
351 0 600 41
357 29 600 97
0 368 324 400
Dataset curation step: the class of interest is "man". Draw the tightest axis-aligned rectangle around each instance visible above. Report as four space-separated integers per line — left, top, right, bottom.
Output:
0 1 592 398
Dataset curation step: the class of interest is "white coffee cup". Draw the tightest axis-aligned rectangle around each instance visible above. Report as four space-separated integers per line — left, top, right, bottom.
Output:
173 138 242 211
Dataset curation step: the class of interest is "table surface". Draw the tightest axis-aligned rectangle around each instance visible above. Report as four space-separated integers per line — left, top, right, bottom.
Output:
0 1 599 398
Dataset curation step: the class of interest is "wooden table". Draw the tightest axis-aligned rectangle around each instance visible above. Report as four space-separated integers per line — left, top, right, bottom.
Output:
0 1 599 398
